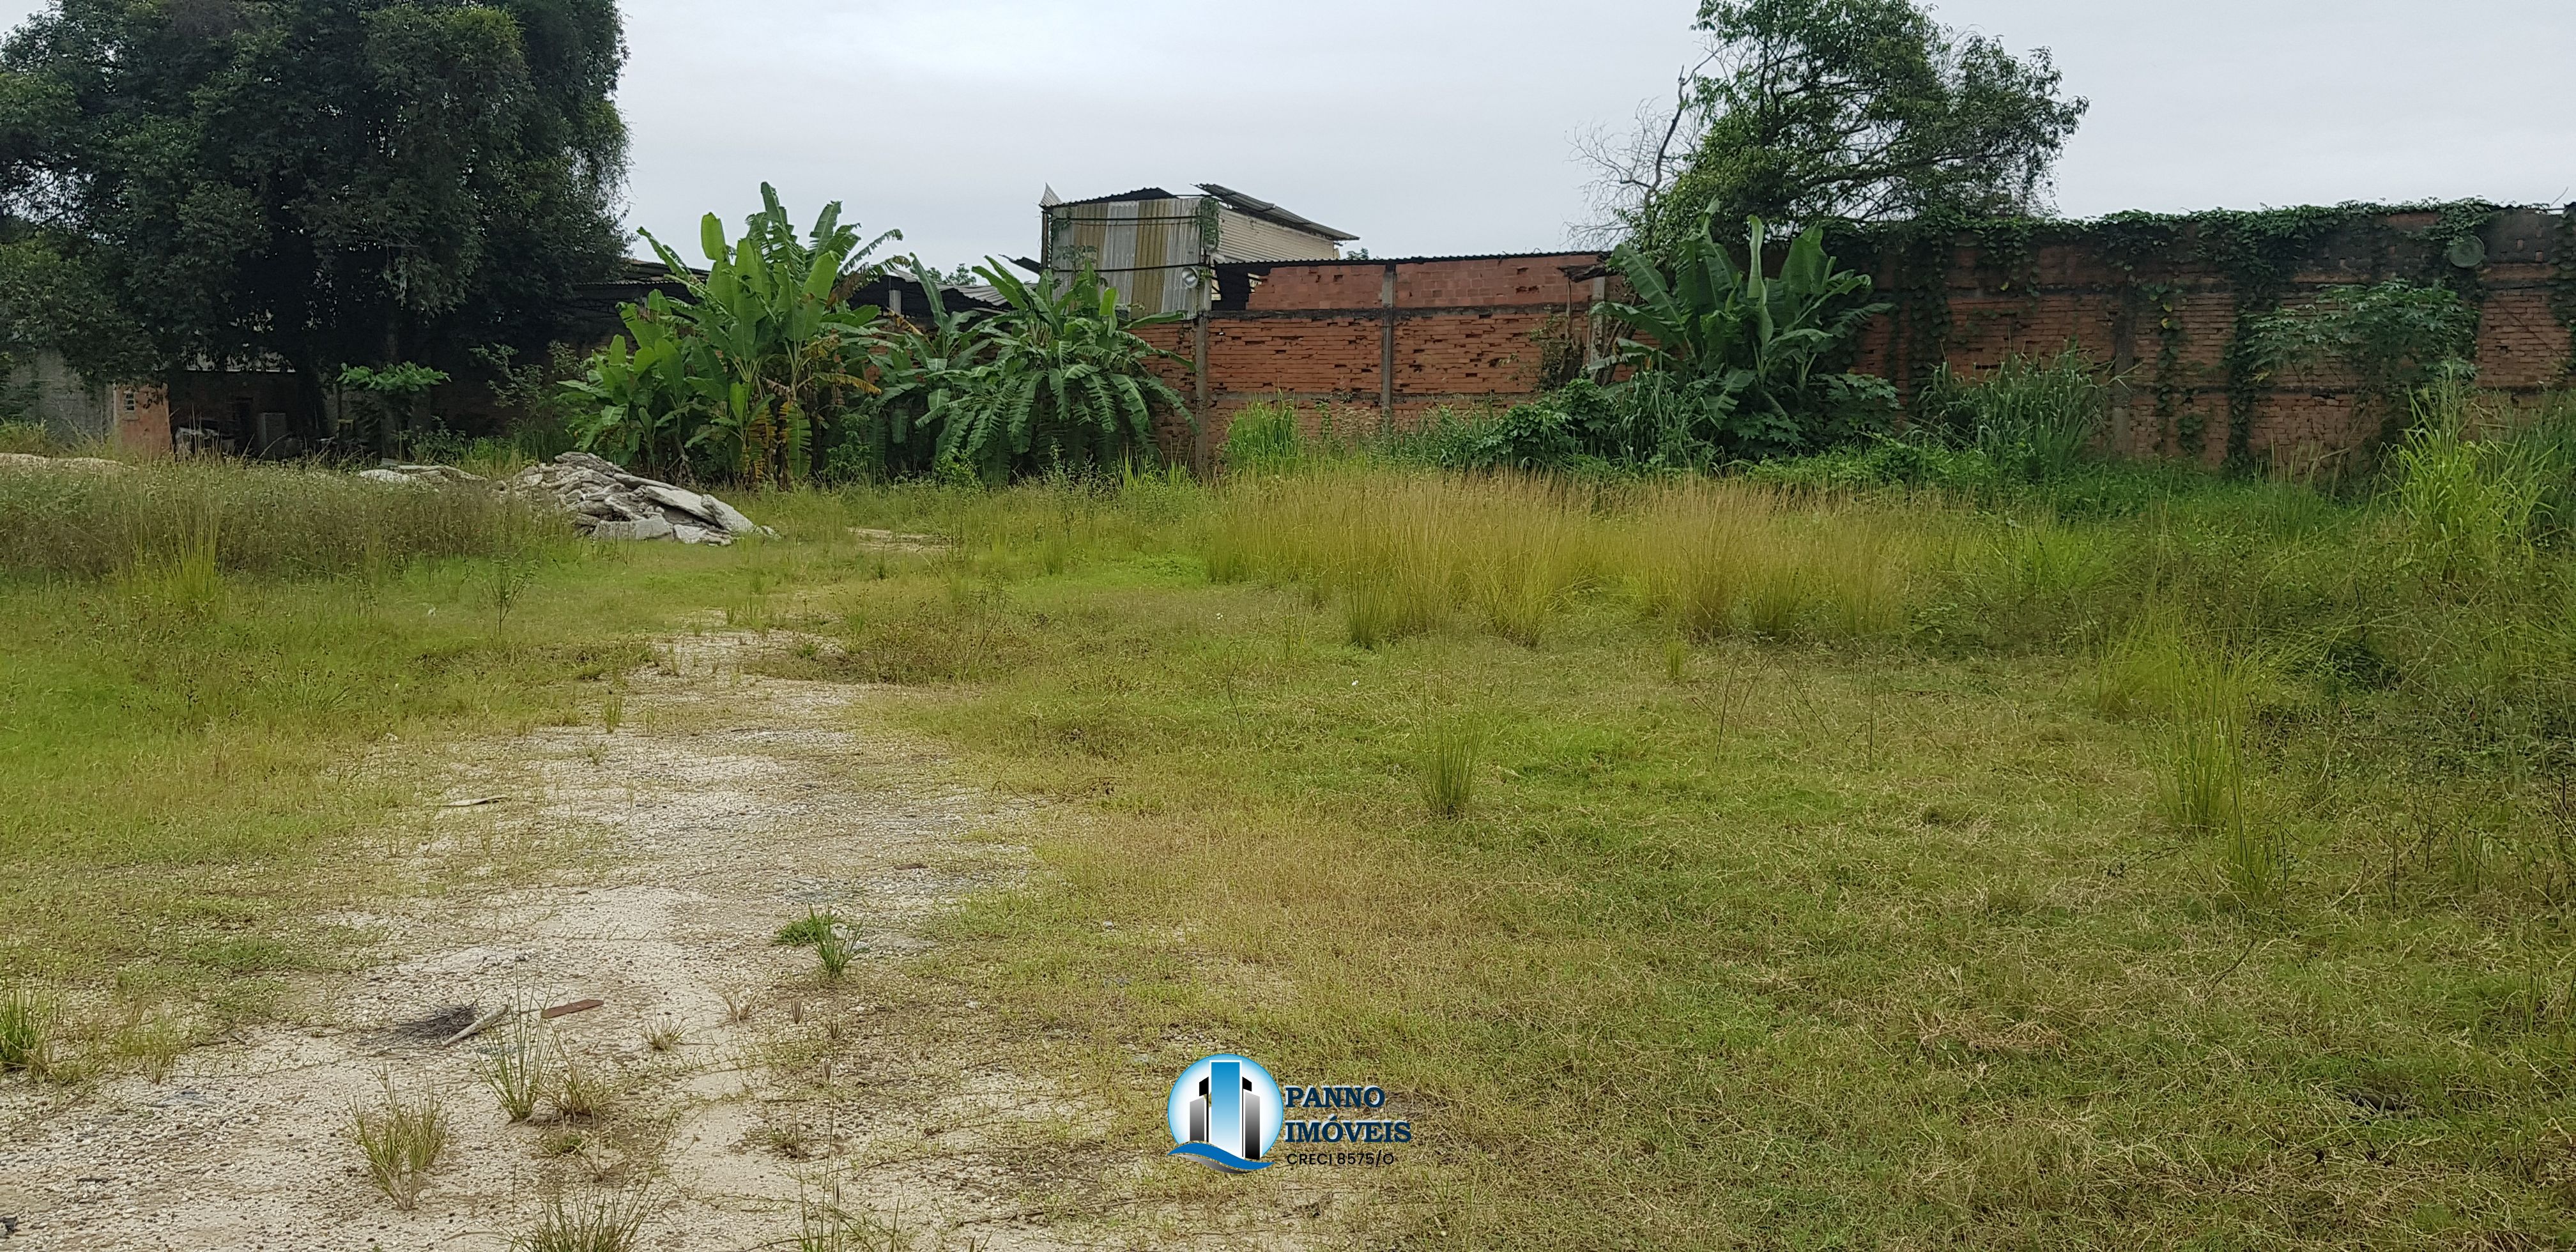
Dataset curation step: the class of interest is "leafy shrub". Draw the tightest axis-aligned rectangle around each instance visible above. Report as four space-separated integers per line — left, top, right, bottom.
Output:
337 362 452 459
2244 279 2480 437
915 263 1188 481
1600 211 1894 460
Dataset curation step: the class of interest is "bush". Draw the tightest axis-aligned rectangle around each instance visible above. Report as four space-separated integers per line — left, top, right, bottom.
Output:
2391 383 2544 582
1221 402 1305 476
1912 346 2110 480
0 420 50 455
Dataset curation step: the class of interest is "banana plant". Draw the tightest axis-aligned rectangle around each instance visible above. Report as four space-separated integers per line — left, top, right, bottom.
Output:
844 259 991 476
929 261 1189 479
571 186 894 485
1604 207 1890 456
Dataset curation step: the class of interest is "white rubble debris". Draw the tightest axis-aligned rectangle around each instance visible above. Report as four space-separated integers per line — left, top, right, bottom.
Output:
358 463 485 487
361 452 767 546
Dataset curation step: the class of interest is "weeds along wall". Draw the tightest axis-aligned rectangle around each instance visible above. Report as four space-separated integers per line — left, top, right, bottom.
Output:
1844 204 2575 470
1142 205 2574 471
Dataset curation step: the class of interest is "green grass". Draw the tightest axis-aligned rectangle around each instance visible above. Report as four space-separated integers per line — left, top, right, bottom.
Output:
774 909 839 947
780 449 2576 1248
12 437 2576 1245
0 986 56 1074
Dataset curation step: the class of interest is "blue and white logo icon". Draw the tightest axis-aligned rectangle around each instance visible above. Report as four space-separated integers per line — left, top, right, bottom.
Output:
1165 1054 1282 1173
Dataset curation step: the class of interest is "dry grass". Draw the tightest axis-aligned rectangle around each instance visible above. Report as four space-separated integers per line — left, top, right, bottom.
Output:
0 456 569 578
1209 468 1930 650
512 1186 652 1252
548 1044 613 1120
641 1014 682 1052
353 1076 449 1210
483 1011 549 1122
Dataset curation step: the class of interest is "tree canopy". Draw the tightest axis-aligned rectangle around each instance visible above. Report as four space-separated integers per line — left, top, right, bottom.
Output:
0 0 629 384
1598 0 2088 252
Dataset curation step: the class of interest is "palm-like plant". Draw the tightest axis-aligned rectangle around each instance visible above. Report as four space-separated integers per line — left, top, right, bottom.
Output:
1604 209 1890 457
567 185 895 485
838 259 990 478
930 262 1189 479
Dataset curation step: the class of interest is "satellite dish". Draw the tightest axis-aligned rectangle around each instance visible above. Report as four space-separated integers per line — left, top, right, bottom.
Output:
2446 235 2487 269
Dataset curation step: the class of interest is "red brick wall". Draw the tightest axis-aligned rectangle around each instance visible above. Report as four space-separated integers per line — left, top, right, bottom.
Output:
1155 211 2574 471
1164 252 1599 461
1859 207 2573 466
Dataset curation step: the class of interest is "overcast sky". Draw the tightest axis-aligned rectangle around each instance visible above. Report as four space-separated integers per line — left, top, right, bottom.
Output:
3 1 2569 268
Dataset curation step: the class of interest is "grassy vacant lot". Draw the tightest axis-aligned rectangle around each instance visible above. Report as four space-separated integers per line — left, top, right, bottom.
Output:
8 434 2576 1248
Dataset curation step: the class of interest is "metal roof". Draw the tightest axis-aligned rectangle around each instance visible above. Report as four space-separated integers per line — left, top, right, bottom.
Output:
1052 187 1179 208
1196 184 1360 243
1044 183 1360 243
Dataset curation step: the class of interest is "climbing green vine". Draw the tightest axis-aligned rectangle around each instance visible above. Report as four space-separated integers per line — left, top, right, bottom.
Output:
1846 199 2556 468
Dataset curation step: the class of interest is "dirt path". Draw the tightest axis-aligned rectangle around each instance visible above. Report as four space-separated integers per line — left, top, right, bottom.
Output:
0 632 1277 1251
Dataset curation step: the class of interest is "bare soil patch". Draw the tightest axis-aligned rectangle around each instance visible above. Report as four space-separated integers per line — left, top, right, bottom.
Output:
0 632 1305 1250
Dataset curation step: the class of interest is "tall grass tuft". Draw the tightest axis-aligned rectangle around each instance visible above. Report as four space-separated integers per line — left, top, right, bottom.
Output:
1420 719 1482 818
513 1187 652 1252
1220 401 1307 477
2122 630 2261 839
482 1010 549 1123
548 1043 612 1120
352 1076 449 1211
815 926 855 980
2391 382 2543 583
2222 807 2288 907
1206 469 1933 650
2108 618 2292 903
797 1184 914 1252
0 986 56 1074
1637 481 1920 642
114 514 226 617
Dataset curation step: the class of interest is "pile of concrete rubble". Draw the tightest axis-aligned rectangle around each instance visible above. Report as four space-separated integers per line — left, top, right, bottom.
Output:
0 452 127 474
360 452 767 546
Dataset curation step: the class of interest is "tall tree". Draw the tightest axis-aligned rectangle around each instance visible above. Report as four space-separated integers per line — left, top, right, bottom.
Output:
0 0 627 390
1590 0 2087 252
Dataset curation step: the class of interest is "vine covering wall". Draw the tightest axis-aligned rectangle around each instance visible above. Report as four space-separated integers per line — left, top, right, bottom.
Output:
1843 203 2576 470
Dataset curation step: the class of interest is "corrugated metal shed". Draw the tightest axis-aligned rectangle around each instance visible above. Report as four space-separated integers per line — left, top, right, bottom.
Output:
1040 184 1353 314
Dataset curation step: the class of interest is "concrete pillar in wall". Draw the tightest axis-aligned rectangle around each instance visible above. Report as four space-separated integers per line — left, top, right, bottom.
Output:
111 385 171 457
